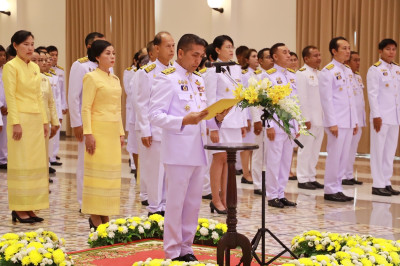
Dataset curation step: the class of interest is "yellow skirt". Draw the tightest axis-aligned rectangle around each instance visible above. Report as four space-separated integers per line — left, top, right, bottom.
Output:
82 120 122 216
7 113 49 211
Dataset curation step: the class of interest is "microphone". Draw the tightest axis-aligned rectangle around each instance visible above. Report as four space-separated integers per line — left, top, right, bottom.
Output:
205 61 237 68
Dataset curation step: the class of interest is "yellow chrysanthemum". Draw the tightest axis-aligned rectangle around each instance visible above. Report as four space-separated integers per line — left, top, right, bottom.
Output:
298 257 314 266
360 257 372 266
201 223 209 228
115 218 127 225
21 255 31 265
233 84 244 100
29 249 43 266
1 233 19 240
390 251 400 264
244 86 259 104
52 248 66 264
27 241 44 249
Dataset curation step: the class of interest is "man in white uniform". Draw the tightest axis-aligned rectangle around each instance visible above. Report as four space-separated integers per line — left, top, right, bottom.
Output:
149 33 227 262
68 32 106 210
367 38 400 196
319 37 358 202
296 46 324 190
0 45 7 169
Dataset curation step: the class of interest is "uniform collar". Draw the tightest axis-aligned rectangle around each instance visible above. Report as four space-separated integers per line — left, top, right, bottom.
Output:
304 63 318 72
380 58 392 68
274 63 286 73
332 58 346 70
247 67 255 74
155 58 170 70
174 61 192 77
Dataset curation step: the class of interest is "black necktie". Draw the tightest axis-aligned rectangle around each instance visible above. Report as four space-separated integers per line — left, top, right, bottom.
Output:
227 66 231 75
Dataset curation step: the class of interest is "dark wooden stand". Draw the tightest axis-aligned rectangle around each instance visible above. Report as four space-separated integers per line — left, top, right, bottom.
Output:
204 143 259 266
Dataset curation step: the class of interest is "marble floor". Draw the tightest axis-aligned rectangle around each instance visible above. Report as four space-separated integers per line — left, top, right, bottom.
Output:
0 136 400 256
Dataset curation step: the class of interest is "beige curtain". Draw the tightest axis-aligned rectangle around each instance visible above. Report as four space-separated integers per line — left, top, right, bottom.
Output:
65 0 155 135
296 0 400 154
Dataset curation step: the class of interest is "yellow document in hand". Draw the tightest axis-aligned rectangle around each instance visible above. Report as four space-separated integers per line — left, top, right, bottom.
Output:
202 99 240 120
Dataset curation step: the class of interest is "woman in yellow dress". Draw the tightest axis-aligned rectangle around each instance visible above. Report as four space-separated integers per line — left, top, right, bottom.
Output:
81 40 125 228
2 30 49 223
33 50 60 180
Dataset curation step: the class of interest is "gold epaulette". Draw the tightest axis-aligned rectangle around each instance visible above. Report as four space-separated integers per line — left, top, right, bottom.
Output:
355 71 360 75
78 56 89 63
56 65 64 70
193 71 201 77
44 72 52 77
344 64 350 69
393 61 399 66
199 68 207 74
286 68 295 73
242 69 248 74
126 66 133 71
298 67 306 72
161 67 176 75
325 64 334 70
254 69 262 75
374 61 382 67
49 68 57 75
140 64 147 69
144 63 156 73
134 68 139 72
266 68 276 75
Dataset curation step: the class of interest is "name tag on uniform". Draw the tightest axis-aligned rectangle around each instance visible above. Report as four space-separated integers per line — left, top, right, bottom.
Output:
198 86 204 92
181 85 188 91
335 72 342 80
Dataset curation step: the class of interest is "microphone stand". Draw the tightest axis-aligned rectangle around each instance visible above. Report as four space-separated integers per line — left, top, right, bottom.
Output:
216 66 301 265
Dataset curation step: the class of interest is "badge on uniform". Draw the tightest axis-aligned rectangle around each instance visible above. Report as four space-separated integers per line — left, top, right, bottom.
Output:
383 71 388 76
198 86 205 92
184 105 190 111
335 72 342 80
225 87 230 92
181 85 188 91
310 75 314 80
276 77 283 84
195 80 201 86
289 78 295 84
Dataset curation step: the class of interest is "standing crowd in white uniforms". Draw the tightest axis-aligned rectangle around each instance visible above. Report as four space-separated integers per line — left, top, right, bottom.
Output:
1 30 400 262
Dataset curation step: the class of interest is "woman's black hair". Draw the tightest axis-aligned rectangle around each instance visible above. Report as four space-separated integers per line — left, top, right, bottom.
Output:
212 35 234 50
6 44 16 57
242 48 257 70
88 40 112 63
9 30 34 56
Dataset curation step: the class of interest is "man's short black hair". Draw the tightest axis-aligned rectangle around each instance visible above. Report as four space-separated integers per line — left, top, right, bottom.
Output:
270 43 286 60
85 32 104 47
302 45 318 59
46 45 58 53
257 48 270 59
378 39 397 50
0 45 5 52
329 36 348 56
177 34 206 54
289 51 298 58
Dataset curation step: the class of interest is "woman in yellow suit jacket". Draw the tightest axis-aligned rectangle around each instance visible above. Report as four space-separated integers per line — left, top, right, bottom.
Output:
2 30 49 223
81 40 125 229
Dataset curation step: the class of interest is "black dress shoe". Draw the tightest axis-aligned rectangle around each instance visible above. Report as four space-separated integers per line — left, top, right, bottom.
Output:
202 193 212 200
49 167 56 174
148 211 165 217
298 182 316 190
130 169 136 175
0 163 7 169
254 189 263 195
324 193 348 202
268 198 284 208
11 211 35 223
386 186 400 195
349 178 363 185
241 177 253 184
180 253 198 262
141 200 149 206
236 169 243 175
210 201 227 214
337 192 354 201
342 179 355 185
289 175 297 180
310 181 324 189
56 156 60 160
50 161 62 166
49 178 53 183
372 187 392 196
171 256 182 261
30 216 44 222
280 198 297 206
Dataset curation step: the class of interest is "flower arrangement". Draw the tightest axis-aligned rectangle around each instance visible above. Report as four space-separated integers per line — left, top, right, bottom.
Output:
195 218 227 245
284 230 400 266
0 229 74 266
233 76 308 137
132 258 217 266
88 215 227 248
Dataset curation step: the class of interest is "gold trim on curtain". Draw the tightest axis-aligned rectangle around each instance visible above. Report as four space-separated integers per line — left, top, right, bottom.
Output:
65 0 155 136
296 0 400 155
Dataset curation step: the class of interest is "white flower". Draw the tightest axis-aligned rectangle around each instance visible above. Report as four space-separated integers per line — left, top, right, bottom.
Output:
248 76 258 87
144 223 151 230
108 224 118 232
308 242 314 247
11 257 18 263
199 227 209 236
108 231 115 238
138 226 145 234
211 231 219 240
36 228 44 234
209 224 216 230
121 226 128 234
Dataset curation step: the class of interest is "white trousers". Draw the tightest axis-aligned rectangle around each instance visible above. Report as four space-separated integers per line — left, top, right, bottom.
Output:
77 139 85 206
265 133 293 200
324 128 352 194
296 126 324 183
0 115 7 164
139 140 165 213
202 150 211 196
126 123 138 155
370 124 399 188
163 164 206 259
49 129 60 162
343 128 362 180
251 131 267 190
